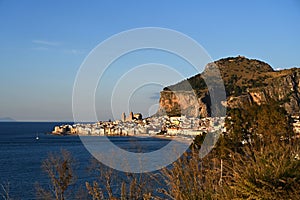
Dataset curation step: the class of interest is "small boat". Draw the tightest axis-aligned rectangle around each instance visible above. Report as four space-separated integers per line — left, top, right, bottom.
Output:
36 133 39 140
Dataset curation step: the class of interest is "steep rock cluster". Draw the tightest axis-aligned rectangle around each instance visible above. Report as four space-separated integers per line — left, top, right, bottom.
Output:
157 56 300 117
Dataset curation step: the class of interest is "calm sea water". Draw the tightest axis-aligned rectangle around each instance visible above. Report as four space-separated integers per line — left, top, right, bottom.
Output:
0 122 171 199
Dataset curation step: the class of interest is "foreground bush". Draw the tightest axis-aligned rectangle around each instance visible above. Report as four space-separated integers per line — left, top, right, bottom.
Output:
228 139 300 199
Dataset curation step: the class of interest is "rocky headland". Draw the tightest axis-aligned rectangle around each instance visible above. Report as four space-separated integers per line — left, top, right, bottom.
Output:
157 56 300 117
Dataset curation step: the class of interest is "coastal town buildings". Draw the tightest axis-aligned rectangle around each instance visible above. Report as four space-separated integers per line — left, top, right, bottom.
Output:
52 112 298 139
52 111 226 139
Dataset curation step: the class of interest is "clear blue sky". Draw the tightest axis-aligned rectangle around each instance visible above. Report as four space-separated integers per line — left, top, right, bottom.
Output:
0 0 299 121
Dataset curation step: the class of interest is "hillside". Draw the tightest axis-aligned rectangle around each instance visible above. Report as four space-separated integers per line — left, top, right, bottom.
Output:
0 117 15 122
158 56 300 117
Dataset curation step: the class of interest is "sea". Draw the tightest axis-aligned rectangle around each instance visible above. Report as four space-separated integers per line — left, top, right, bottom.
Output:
0 122 172 199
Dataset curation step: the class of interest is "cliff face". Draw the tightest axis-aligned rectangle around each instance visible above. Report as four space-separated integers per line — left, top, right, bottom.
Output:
157 56 300 117
158 90 211 117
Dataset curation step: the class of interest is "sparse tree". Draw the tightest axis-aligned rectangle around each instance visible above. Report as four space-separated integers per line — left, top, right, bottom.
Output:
36 149 76 200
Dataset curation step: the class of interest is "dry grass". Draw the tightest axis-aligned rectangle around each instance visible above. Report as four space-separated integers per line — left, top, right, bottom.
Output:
85 159 157 200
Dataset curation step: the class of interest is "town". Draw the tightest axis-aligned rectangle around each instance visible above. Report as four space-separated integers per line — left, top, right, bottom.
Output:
52 112 300 141
52 112 226 138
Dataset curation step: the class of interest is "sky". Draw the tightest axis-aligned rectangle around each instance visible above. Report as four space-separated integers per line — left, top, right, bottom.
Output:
0 0 299 121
